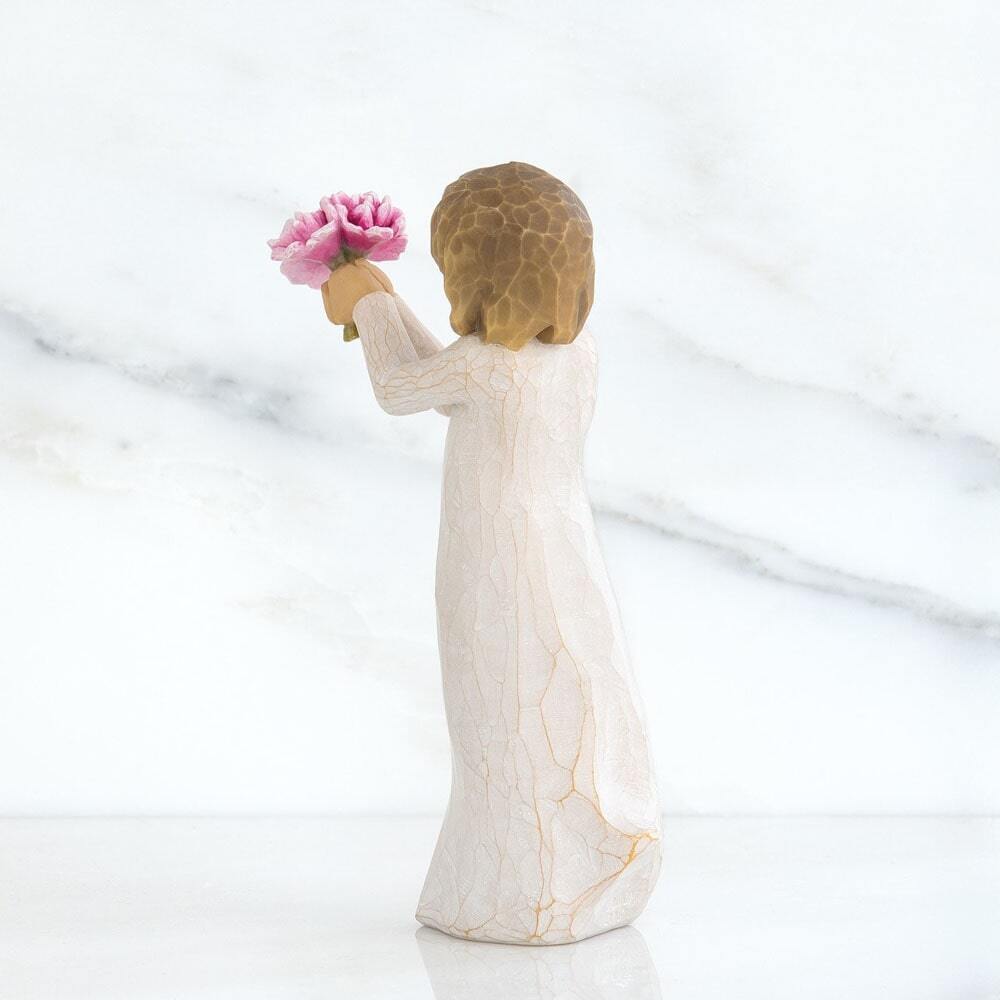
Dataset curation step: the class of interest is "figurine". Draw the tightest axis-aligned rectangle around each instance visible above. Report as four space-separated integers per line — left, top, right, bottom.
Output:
323 163 661 945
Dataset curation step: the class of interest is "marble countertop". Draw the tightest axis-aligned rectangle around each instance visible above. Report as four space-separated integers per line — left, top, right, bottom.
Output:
1 0 998 816
2 817 997 999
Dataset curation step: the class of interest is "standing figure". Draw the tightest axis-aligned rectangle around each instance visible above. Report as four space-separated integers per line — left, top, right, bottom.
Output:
323 163 661 945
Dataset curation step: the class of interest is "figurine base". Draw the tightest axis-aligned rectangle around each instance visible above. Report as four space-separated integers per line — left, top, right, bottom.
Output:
414 837 662 946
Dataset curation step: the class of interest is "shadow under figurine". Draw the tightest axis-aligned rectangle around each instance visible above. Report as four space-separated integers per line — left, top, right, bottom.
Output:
323 162 662 945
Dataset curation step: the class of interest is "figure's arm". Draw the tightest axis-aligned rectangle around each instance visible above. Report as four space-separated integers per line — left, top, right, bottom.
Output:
391 294 447 359
326 260 444 360
352 291 471 417
388 295 456 415
323 262 461 416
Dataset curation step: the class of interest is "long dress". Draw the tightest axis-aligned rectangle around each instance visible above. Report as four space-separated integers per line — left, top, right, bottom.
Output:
353 290 661 945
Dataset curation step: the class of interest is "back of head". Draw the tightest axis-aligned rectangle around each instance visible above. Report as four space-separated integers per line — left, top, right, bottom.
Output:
430 162 595 350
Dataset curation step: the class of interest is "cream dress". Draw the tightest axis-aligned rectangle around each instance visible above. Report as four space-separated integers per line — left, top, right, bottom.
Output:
353 291 661 945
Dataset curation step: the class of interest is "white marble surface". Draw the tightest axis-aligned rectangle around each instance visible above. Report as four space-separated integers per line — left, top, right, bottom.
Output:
1 0 999 816
1 818 997 998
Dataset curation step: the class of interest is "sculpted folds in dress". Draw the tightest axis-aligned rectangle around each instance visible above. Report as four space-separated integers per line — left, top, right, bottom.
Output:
326 163 661 945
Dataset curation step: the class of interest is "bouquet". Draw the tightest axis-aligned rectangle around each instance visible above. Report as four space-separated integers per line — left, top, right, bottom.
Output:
268 191 407 340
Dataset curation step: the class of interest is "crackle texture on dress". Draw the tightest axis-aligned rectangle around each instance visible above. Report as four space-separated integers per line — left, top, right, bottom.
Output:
353 291 661 945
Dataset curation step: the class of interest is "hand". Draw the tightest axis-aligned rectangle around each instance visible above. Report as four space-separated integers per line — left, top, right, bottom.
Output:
322 260 393 326
359 260 393 294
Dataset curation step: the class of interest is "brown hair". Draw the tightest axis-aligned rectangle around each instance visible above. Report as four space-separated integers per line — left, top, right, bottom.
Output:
430 162 595 350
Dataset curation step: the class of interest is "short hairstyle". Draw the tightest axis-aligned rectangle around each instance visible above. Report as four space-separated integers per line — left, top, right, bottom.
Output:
430 162 595 350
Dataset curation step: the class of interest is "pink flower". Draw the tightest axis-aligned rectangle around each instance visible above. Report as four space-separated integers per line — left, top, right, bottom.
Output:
268 191 407 289
267 208 341 289
320 191 407 262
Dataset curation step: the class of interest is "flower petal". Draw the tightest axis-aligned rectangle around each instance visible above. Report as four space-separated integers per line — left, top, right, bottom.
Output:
272 192 406 284
303 219 342 263
366 234 408 262
374 197 394 227
280 254 330 288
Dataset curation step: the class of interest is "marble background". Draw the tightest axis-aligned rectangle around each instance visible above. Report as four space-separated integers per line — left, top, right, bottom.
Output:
1 0 997 816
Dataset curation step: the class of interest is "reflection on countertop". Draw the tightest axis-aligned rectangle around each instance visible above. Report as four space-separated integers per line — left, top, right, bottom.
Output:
1 817 996 999
416 925 661 1000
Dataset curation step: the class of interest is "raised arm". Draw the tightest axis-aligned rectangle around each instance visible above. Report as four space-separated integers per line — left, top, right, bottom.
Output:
392 294 447 359
386 295 454 415
352 292 471 416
